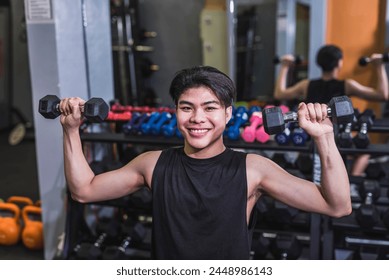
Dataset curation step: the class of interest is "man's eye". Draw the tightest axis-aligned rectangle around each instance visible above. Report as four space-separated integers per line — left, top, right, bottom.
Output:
180 107 191 111
206 107 217 111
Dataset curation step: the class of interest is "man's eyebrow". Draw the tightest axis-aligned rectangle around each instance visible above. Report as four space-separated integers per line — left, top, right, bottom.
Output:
178 100 221 106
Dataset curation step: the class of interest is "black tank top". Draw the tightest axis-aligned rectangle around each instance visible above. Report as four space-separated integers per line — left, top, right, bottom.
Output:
151 147 250 259
306 79 345 103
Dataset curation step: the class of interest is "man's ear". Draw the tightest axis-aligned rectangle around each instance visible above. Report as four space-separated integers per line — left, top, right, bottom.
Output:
225 106 233 124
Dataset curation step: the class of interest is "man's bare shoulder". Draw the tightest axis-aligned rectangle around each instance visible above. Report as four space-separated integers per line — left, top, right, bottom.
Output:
246 153 275 170
130 150 163 169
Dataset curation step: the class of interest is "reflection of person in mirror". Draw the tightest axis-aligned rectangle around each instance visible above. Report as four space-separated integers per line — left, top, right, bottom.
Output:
274 44 389 176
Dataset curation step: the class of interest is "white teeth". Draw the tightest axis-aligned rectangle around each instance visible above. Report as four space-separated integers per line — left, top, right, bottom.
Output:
190 129 208 133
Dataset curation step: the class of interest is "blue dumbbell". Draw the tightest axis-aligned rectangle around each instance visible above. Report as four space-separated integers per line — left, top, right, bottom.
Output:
151 112 172 135
162 114 177 137
248 105 261 116
223 106 236 137
291 127 309 146
274 125 293 145
227 106 248 140
122 112 141 135
132 113 150 134
141 112 160 135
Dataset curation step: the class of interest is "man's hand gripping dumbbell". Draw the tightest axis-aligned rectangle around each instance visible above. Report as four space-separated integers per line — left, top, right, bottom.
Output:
38 95 109 124
262 96 354 138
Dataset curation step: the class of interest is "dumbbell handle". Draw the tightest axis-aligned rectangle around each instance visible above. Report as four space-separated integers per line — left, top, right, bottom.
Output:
365 192 373 205
93 232 107 248
359 53 389 66
283 107 332 123
118 236 132 252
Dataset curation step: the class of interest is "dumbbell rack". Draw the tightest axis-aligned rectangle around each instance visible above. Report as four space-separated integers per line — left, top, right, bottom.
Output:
321 118 389 260
62 188 152 260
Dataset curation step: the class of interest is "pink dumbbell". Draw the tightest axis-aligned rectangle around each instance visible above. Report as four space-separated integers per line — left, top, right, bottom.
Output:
241 112 263 143
255 125 270 143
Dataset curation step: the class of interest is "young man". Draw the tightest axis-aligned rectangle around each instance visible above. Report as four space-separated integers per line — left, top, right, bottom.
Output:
274 44 389 176
60 66 351 260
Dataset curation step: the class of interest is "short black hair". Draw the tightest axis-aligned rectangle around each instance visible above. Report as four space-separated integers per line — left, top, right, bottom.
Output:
169 66 235 107
316 44 343 72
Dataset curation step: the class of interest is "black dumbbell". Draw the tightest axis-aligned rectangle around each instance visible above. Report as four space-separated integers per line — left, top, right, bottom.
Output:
102 221 147 260
251 234 271 260
358 53 389 66
353 109 375 149
73 218 119 259
295 153 313 175
365 162 387 180
273 55 302 65
263 96 354 135
355 180 381 229
269 233 302 260
337 108 360 148
266 199 299 225
38 94 109 123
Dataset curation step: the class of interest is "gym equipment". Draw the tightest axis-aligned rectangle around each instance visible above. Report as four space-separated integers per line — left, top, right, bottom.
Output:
366 162 388 180
102 220 147 260
8 107 33 146
7 196 34 209
269 233 302 260
274 125 292 145
295 153 313 175
161 114 177 137
106 111 132 121
273 55 302 65
358 246 382 260
38 94 109 122
262 96 354 135
131 113 150 135
226 106 248 140
0 202 21 245
337 108 359 148
150 112 172 135
241 111 263 143
337 122 353 148
267 199 299 225
251 234 270 259
358 52 389 66
73 218 120 260
291 127 309 146
352 109 375 149
140 112 160 135
21 205 43 250
247 105 261 116
122 112 142 135
355 180 381 229
0 196 34 245
255 125 270 143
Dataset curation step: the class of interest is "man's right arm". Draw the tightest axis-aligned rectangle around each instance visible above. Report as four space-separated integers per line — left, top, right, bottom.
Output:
60 97 158 203
273 55 308 100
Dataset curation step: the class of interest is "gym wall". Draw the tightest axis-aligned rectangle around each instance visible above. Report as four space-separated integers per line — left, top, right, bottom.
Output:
326 0 386 113
326 0 387 144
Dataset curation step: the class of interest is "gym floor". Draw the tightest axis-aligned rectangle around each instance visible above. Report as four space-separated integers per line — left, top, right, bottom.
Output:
0 129 44 260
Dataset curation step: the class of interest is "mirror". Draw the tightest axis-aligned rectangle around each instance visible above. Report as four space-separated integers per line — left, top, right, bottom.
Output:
230 0 326 103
